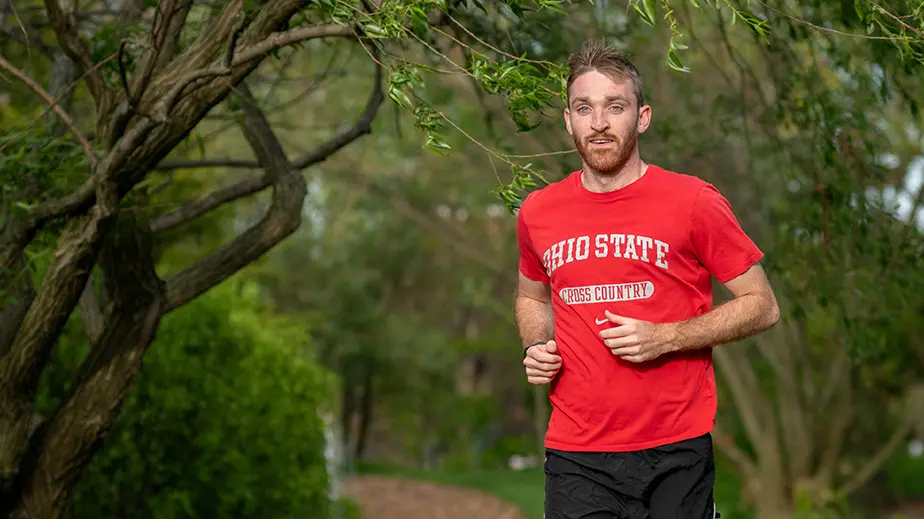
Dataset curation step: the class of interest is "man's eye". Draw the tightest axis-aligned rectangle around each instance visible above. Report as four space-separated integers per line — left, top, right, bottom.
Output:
610 106 624 112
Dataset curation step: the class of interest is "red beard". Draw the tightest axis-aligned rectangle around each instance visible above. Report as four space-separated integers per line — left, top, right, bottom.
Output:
573 127 638 175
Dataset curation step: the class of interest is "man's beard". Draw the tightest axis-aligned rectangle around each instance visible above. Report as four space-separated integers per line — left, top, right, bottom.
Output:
573 127 638 176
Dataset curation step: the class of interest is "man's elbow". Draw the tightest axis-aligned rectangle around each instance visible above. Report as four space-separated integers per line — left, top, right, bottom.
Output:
517 292 552 306
762 291 781 329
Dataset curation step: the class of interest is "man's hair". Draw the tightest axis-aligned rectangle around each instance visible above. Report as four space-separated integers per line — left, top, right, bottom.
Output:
566 39 645 107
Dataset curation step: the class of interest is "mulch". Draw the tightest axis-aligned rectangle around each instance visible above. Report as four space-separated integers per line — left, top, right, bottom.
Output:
340 475 529 519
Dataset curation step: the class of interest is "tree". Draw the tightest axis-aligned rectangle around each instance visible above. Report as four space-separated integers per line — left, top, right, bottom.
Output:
0 2 411 517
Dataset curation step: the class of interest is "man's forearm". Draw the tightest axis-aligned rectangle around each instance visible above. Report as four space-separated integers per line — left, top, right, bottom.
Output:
515 295 554 347
666 293 779 352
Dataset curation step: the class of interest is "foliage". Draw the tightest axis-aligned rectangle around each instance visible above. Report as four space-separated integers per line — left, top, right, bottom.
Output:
35 282 337 519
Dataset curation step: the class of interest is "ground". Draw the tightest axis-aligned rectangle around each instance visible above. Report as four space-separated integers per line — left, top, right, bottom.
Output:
341 475 530 519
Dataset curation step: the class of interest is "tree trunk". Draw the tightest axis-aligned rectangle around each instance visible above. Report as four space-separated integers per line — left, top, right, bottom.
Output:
340 380 356 468
354 363 376 463
750 483 794 519
1 217 166 519
0 196 120 499
0 44 81 494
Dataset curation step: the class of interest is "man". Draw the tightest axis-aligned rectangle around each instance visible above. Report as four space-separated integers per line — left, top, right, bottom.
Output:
514 39 780 519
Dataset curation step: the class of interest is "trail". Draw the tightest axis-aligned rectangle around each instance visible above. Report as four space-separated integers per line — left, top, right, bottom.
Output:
341 475 529 519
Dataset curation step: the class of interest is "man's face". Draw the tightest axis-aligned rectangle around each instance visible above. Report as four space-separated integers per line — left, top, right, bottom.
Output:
564 70 651 175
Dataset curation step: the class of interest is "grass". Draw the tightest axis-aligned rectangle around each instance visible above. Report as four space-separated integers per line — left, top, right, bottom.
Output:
356 459 749 519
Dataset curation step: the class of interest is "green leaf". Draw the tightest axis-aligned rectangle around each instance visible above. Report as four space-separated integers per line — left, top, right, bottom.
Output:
667 50 691 73
633 0 657 26
362 23 387 38
425 134 452 155
388 86 414 109
643 0 657 24
509 2 525 17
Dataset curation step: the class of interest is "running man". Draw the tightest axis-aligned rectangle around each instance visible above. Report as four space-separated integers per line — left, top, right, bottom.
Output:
514 39 780 519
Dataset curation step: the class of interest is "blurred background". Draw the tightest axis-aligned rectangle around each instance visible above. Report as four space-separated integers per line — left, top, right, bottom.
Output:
1 1 923 518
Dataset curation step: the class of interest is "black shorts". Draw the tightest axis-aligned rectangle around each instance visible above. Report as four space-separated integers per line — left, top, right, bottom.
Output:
544 433 717 519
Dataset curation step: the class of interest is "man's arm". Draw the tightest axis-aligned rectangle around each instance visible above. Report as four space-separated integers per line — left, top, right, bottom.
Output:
600 263 778 362
666 263 779 352
515 272 554 349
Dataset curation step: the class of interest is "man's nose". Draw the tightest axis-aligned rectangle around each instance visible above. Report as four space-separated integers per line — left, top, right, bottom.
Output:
590 115 609 132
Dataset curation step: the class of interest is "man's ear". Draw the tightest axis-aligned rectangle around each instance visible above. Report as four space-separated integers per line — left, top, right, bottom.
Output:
636 104 652 134
564 108 573 135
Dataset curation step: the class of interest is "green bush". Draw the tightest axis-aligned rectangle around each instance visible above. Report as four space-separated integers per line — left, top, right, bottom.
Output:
885 444 924 500
46 281 337 519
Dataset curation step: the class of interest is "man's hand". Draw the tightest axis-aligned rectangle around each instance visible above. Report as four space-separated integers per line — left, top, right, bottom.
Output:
523 340 562 385
598 310 676 363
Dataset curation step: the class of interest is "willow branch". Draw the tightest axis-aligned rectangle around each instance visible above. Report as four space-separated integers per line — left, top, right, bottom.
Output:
0 55 97 166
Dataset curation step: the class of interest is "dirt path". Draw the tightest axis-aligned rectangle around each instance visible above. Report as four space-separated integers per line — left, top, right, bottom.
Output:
341 475 529 519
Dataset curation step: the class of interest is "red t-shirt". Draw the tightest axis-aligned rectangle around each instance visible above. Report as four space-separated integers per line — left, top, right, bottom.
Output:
517 165 763 452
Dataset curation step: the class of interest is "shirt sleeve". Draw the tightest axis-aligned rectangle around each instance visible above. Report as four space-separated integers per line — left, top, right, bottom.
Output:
516 198 550 284
689 184 764 283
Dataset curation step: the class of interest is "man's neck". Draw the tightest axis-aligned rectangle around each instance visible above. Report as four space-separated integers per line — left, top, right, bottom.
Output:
581 156 649 194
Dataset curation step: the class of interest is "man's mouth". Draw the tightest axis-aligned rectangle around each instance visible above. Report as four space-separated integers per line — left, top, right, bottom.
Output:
588 138 614 145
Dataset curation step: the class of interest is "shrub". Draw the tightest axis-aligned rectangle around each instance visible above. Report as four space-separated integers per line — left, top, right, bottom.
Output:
44 281 338 519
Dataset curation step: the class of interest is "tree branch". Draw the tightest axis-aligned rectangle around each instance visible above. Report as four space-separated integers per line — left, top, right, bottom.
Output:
233 23 357 67
152 22 356 122
713 347 773 458
153 157 267 170
837 410 915 497
0 175 120 492
0 246 35 358
150 174 270 233
132 0 192 102
816 340 849 413
117 0 145 24
713 424 757 478
149 57 385 232
755 325 812 482
42 0 109 106
163 81 308 311
78 275 105 343
815 369 853 489
0 54 97 166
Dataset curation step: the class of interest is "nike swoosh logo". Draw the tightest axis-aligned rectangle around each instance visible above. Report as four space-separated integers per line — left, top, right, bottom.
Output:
595 318 608 325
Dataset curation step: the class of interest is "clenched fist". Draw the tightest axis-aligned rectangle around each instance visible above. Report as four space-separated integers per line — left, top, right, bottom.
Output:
598 310 676 363
523 340 562 385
